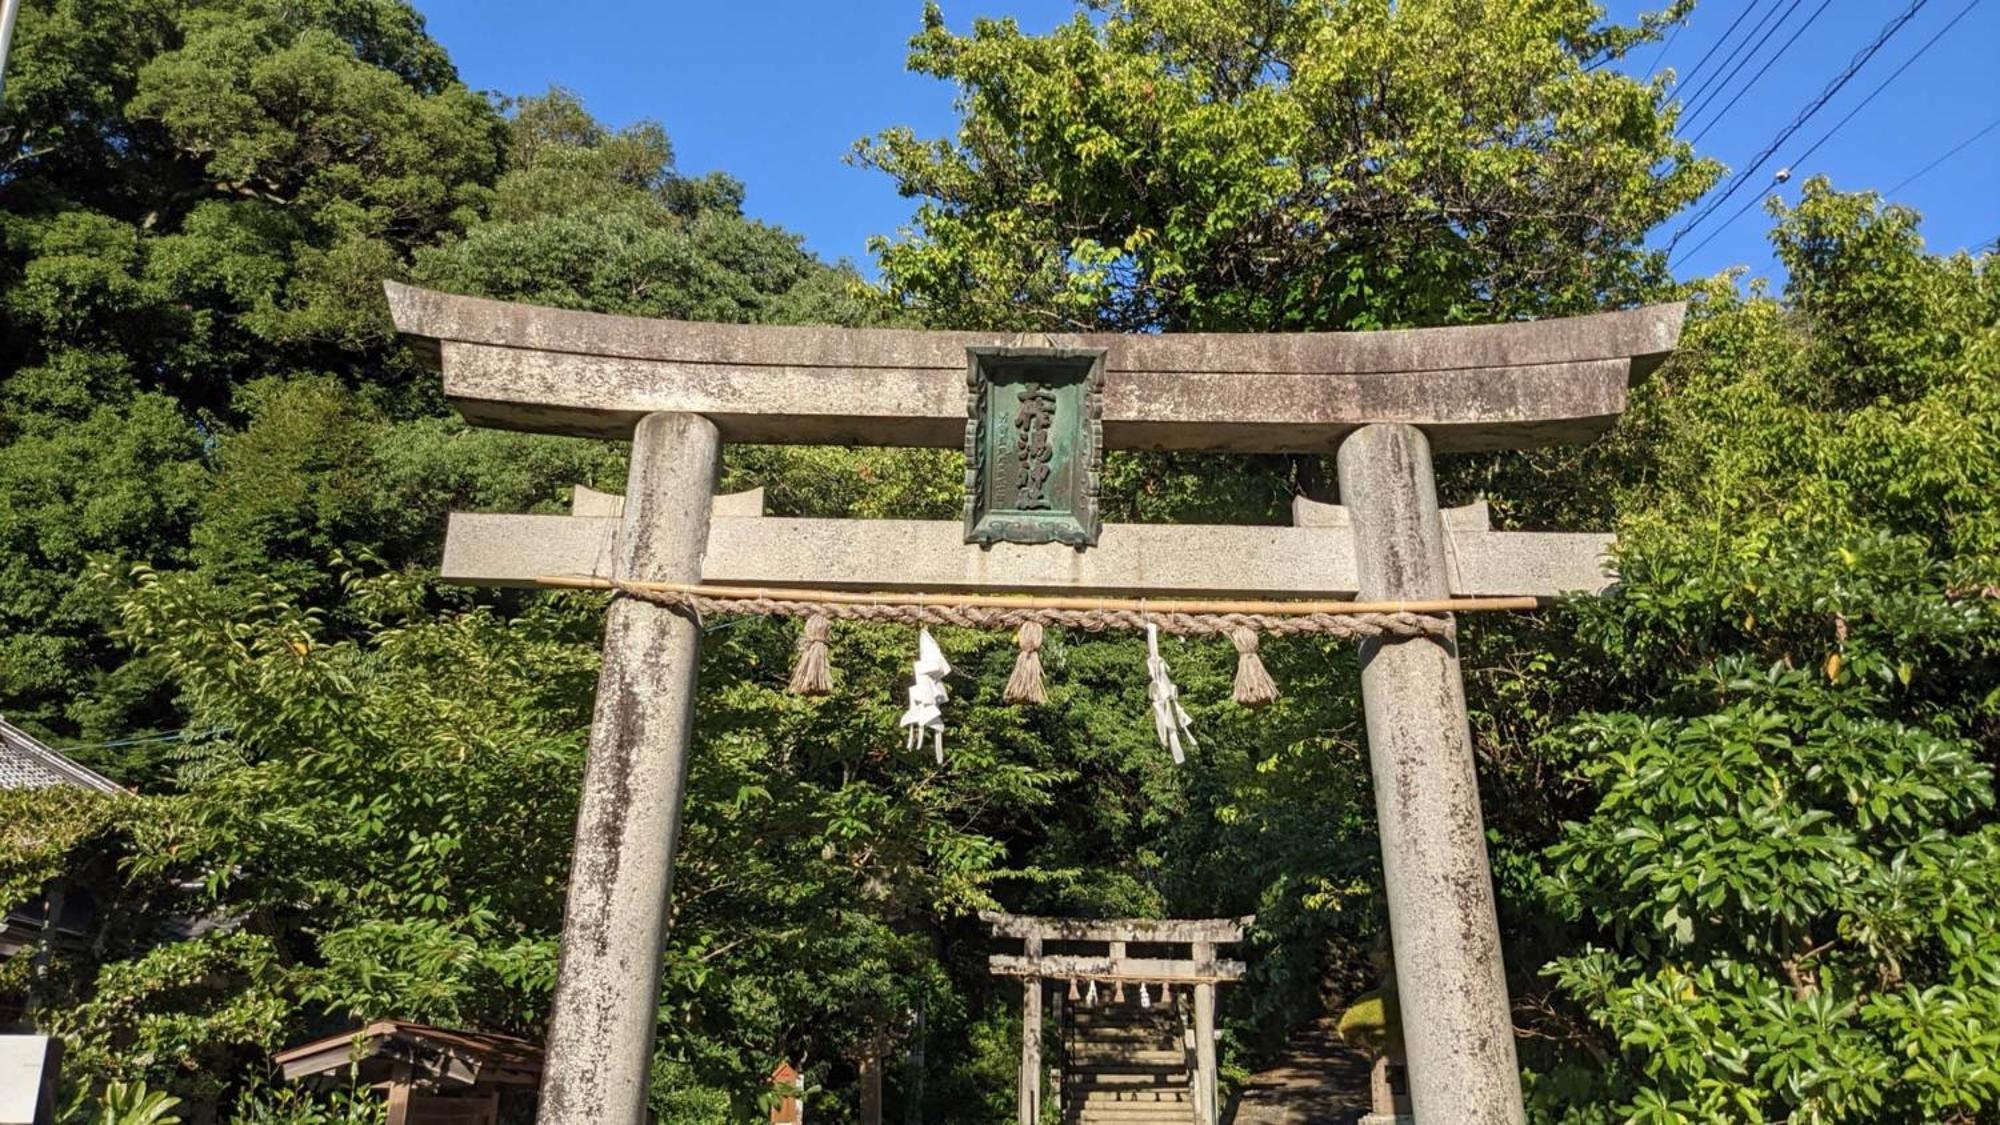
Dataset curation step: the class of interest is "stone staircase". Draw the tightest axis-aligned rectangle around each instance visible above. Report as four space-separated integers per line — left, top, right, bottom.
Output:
1063 1002 1195 1124
1227 1018 1374 1124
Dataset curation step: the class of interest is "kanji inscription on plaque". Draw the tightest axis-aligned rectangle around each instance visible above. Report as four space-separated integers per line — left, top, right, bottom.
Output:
963 346 1104 547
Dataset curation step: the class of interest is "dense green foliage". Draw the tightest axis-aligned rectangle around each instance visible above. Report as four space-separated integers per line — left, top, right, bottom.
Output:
1509 184 2000 1122
2 1 1995 1123
860 0 1712 331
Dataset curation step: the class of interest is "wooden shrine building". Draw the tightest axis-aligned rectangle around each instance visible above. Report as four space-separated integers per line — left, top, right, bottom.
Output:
275 1021 543 1125
984 912 1251 1125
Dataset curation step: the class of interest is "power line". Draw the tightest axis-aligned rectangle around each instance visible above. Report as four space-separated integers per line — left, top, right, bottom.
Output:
1643 10 1691 79
1671 0 1976 268
1685 0 1837 144
1888 113 2000 195
60 725 233 752
1679 0 1798 115
1668 0 1934 256
1673 0 1776 93
1681 0 1804 115
1783 0 1984 173
1672 0 1984 264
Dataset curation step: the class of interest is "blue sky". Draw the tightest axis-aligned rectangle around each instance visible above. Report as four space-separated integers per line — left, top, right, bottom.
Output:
413 0 2000 288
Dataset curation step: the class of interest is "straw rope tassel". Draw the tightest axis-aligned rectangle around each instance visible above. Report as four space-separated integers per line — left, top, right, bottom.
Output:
787 613 833 695
1230 627 1279 707
1003 622 1046 705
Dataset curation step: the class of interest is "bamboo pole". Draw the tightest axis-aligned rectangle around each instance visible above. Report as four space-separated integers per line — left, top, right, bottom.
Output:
533 575 1542 617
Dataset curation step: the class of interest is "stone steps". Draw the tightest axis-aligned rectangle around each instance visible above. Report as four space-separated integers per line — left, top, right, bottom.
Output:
1074 1091 1195 1125
1227 1018 1375 1125
1071 1093 1196 1118
1063 1005 1192 1125
1066 1063 1190 1079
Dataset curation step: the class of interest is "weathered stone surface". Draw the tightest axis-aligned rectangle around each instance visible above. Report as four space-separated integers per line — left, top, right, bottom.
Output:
567 484 763 519
538 413 720 1125
1292 495 1491 530
385 282 1683 452
980 912 1252 944
441 510 1613 600
1194 943 1221 1125
1337 424 1525 1124
987 954 1248 983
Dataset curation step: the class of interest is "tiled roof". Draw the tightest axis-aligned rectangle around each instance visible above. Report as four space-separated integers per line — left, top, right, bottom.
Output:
0 717 124 794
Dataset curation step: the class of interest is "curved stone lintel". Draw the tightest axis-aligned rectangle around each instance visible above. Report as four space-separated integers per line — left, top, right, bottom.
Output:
385 282 1684 452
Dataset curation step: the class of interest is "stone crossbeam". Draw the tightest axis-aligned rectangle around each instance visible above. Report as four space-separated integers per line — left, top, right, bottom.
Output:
440 509 1613 600
987 954 1247 984
979 912 1251 945
385 283 1683 452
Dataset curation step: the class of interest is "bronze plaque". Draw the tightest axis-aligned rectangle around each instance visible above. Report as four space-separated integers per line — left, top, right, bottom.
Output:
963 347 1105 547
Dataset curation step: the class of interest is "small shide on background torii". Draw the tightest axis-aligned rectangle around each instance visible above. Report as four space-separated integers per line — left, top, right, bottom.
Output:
386 280 1684 1125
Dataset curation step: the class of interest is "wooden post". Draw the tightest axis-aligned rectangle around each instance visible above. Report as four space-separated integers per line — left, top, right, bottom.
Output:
538 412 723 1125
1020 936 1042 1125
385 1064 413 1125
1193 940 1218 1125
1049 978 1065 1119
860 1039 883 1125
904 1000 926 1125
769 1062 804 1124
1338 423 1524 1123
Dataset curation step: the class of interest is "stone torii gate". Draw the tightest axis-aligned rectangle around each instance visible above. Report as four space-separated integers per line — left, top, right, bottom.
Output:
982 912 1251 1125
384 282 1683 1125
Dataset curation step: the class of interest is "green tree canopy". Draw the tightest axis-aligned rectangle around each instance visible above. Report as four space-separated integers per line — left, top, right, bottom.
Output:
1508 182 2000 1122
861 0 1713 332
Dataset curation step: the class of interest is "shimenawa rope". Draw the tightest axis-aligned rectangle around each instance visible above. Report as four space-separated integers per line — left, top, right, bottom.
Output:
559 575 1507 710
606 582 1456 640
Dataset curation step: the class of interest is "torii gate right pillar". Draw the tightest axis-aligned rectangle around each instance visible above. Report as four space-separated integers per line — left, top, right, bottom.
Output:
1339 424 1523 1122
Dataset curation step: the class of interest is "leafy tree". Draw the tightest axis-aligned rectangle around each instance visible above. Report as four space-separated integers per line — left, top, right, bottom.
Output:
0 0 505 746
854 0 1716 1067
1505 182 2000 1122
414 88 883 328
860 0 1713 332
0 1 935 1116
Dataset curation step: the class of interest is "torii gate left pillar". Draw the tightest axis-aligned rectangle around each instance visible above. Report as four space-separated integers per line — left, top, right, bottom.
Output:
539 412 718 1123
385 281 1683 1125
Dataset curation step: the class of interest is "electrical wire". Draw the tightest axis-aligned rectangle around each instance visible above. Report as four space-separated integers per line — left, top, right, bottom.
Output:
1678 0 1799 115
1668 0 1934 257
1886 113 2000 195
1672 0 1776 92
1672 0 1974 269
1781 0 1985 173
1673 0 1984 263
59 725 233 752
1685 0 1837 144
1643 9 1691 79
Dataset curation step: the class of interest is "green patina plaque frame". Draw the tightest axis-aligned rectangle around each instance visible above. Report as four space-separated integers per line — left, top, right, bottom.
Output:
963 346 1105 548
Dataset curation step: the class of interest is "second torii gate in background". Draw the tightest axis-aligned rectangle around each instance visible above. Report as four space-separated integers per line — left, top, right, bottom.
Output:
386 281 1683 1124
982 912 1252 1125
